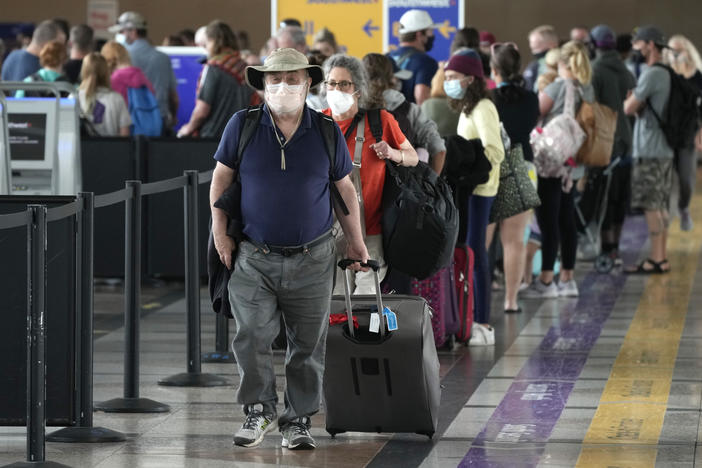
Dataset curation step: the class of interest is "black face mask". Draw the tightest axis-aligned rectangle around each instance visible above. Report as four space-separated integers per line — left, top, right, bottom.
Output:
424 34 435 52
631 49 645 65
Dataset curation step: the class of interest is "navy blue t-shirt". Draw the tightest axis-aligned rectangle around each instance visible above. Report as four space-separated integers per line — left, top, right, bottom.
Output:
1 49 40 81
214 105 352 246
388 46 438 104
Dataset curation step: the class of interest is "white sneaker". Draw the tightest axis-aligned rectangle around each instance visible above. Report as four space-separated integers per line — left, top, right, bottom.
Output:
469 323 495 346
557 279 579 297
233 405 277 447
520 279 558 299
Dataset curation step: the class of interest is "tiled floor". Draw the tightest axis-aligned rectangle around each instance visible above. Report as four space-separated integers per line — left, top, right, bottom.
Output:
2 200 702 467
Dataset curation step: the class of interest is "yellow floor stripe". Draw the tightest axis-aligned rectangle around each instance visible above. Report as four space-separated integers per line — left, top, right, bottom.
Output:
575 186 702 467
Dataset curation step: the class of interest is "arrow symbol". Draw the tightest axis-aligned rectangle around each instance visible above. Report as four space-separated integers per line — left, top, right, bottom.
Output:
438 19 456 39
363 19 380 38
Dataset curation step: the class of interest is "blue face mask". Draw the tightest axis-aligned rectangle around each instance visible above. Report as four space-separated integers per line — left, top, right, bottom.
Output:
443 79 466 99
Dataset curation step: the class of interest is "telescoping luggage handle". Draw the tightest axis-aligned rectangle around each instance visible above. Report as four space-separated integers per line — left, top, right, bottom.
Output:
338 259 384 339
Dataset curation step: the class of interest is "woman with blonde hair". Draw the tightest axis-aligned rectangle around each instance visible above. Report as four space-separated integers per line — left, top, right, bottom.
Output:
100 40 155 109
665 34 702 230
78 52 131 136
523 40 594 299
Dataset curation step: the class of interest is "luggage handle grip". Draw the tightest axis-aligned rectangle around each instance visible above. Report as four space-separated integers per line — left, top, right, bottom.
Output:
338 258 385 338
338 259 380 271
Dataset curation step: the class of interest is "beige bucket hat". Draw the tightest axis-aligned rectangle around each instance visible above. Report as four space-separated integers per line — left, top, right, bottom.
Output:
245 48 324 90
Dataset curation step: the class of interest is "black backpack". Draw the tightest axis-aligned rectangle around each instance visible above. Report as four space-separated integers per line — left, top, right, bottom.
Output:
647 63 701 150
365 109 459 280
213 105 348 241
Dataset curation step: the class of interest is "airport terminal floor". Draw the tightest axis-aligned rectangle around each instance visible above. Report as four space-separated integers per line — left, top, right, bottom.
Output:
3 182 702 468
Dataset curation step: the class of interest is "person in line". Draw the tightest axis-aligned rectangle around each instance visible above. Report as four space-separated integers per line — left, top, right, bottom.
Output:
589 24 636 263
362 52 445 173
276 26 308 53
177 20 261 139
101 40 156 109
524 25 559 92
2 20 65 81
451 27 480 54
322 53 418 294
15 40 70 98
623 26 674 274
444 49 505 345
109 11 179 133
387 9 439 105
210 48 368 450
313 28 339 58
666 34 702 231
523 40 594 298
64 24 94 84
487 43 540 314
77 52 131 136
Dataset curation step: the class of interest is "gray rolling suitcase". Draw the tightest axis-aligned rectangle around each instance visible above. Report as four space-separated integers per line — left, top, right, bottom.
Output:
323 260 441 438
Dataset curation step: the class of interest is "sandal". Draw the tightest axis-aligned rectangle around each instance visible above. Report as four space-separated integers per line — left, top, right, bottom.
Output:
624 258 669 275
504 307 522 314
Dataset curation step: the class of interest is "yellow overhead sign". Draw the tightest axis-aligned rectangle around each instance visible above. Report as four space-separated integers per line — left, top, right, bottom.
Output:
273 0 385 59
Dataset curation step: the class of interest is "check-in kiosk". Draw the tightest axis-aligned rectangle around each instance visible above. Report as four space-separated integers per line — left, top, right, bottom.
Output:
0 93 11 195
0 82 82 195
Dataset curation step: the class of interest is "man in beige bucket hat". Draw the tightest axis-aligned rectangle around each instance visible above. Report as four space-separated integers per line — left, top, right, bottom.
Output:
210 48 368 450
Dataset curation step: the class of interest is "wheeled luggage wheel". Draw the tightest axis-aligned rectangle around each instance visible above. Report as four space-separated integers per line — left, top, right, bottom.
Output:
594 253 614 273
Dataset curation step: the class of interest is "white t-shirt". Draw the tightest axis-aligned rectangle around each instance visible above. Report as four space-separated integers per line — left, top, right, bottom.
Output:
79 87 131 136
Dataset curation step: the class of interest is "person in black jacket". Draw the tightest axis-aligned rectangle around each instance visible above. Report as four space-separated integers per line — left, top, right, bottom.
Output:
487 43 539 313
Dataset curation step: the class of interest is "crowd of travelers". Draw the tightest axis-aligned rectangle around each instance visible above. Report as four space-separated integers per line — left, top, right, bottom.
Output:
2 10 702 451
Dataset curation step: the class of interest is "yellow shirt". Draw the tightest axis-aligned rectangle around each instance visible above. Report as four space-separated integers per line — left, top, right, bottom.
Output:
456 99 505 197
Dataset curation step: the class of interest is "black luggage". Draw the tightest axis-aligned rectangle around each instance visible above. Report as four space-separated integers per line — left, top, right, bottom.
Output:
323 260 441 438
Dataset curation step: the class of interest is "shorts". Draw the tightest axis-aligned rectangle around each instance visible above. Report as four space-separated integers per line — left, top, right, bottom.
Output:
630 158 673 211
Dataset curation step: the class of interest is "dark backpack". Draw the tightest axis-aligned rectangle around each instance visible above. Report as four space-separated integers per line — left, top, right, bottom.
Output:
647 63 701 150
213 105 347 241
127 85 163 137
387 99 418 147
365 109 459 279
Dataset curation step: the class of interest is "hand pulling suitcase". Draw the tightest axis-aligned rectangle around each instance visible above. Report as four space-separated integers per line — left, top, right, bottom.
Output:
454 246 474 343
324 259 441 438
410 266 459 348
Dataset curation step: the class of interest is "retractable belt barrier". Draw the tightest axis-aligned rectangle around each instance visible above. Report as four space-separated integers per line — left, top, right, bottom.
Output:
0 167 227 468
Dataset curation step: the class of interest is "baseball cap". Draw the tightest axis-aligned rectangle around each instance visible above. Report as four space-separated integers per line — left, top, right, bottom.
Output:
590 24 616 49
632 25 666 46
479 31 496 47
109 11 147 33
245 48 324 91
398 10 439 34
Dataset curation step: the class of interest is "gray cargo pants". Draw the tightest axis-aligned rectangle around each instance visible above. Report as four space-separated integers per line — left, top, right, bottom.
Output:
228 233 335 427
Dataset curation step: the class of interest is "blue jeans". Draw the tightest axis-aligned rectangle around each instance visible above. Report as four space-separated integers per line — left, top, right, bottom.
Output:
464 195 494 324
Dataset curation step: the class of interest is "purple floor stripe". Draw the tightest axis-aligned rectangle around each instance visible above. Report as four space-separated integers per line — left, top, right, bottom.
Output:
459 216 649 467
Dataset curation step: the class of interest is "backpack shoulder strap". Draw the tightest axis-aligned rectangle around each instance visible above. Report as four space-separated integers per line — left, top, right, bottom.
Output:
394 48 419 69
236 104 264 173
312 110 350 216
366 108 383 143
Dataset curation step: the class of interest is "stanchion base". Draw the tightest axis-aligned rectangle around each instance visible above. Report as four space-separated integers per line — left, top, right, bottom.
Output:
94 397 170 413
158 372 230 387
46 426 126 443
201 351 236 363
1 461 74 467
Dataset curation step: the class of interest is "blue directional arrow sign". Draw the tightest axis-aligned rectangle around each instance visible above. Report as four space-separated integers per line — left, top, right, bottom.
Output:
363 19 380 38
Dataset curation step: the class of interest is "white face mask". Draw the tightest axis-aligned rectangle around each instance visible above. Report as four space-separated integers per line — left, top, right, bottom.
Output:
115 33 127 45
326 89 356 115
264 82 307 115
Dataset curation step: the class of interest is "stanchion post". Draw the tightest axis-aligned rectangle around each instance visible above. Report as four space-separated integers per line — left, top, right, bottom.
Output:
94 181 169 413
202 313 236 363
1 205 73 468
158 170 229 387
47 193 125 442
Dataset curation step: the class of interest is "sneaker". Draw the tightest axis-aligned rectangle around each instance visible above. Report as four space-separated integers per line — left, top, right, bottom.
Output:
681 209 694 231
233 405 277 448
520 279 558 299
281 417 316 450
468 323 495 346
557 279 579 297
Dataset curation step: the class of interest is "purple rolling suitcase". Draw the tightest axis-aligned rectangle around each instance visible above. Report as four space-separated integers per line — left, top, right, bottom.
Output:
410 266 459 348
324 260 441 438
